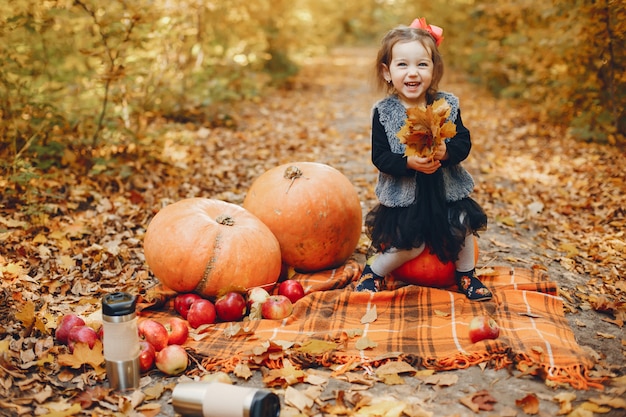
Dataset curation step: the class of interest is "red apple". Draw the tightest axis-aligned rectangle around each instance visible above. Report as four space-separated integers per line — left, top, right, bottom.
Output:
278 280 305 304
67 325 98 352
468 316 500 343
215 292 247 322
174 293 202 319
261 295 293 320
164 317 189 345
56 314 86 345
138 340 156 372
155 344 188 376
187 299 217 329
138 319 169 351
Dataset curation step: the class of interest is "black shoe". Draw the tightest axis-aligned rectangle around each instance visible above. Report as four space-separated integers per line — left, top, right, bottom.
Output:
355 265 384 292
456 270 492 301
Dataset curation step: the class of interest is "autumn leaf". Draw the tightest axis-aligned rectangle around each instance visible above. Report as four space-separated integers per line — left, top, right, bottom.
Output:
354 398 406 417
285 386 315 411
553 392 576 415
516 393 540 415
15 300 35 328
71 386 109 409
320 390 355 415
377 373 404 385
460 390 497 412
397 98 456 159
295 339 339 354
360 305 377 324
262 359 306 388
223 322 254 338
234 362 253 379
355 336 378 350
423 372 459 387
37 402 82 417
579 401 612 413
375 361 417 377
434 309 450 317
57 340 105 374
136 403 162 417
143 382 168 400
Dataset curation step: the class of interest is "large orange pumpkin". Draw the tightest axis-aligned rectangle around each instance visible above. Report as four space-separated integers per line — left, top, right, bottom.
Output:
143 198 282 297
392 236 479 288
243 162 362 273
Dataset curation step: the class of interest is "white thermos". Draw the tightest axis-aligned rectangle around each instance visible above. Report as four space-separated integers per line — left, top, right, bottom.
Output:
172 382 280 417
102 292 140 391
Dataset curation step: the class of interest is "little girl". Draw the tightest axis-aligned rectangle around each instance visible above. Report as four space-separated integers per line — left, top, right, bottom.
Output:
356 18 492 301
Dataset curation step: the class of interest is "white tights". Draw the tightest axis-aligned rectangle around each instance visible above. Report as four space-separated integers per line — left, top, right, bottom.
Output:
369 234 476 277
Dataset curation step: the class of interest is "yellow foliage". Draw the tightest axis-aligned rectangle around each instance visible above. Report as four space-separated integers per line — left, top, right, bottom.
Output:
397 98 457 159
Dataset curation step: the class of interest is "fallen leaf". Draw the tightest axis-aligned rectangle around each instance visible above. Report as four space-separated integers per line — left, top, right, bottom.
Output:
71 386 108 408
15 300 36 328
295 339 338 354
473 390 497 411
57 340 105 373
361 305 377 324
338 371 376 386
262 359 306 388
567 406 596 417
143 382 167 400
223 322 254 338
355 336 378 350
234 362 253 380
459 394 479 413
580 401 611 413
375 361 417 376
434 309 450 317
378 373 405 385
422 373 458 387
304 373 328 386
553 392 576 415
38 402 82 417
136 402 162 417
355 399 406 417
588 394 626 409
285 386 314 411
515 393 540 415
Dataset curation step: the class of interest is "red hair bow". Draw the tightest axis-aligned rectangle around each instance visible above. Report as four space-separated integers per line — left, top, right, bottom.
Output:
410 17 444 47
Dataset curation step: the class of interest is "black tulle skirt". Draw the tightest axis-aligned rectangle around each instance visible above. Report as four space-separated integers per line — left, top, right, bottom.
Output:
365 170 487 264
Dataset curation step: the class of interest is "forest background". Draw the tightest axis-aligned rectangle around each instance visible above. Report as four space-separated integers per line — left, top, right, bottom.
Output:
1 1 625 415
1 0 625 206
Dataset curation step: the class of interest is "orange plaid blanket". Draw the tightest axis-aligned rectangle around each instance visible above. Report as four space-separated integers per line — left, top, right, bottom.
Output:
141 261 602 390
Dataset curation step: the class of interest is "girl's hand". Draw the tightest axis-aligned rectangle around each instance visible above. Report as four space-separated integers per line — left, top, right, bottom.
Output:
433 142 448 161
407 156 441 174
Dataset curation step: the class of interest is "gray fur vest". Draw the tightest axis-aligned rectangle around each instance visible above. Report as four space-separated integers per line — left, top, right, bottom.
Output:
374 92 475 207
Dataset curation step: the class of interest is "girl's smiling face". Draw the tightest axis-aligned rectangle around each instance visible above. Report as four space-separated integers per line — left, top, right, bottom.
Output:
382 40 434 108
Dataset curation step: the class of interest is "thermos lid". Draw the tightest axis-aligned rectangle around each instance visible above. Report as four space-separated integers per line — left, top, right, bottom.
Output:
102 292 137 317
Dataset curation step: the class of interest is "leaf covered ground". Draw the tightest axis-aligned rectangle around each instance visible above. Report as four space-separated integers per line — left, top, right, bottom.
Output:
0 47 624 416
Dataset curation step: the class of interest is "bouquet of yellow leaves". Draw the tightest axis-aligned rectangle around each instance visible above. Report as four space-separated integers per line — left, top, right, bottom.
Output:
397 98 457 159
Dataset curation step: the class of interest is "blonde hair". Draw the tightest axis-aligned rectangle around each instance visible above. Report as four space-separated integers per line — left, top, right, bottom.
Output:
375 26 444 102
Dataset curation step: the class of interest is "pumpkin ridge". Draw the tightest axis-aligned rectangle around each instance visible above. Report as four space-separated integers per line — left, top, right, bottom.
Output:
197 230 222 295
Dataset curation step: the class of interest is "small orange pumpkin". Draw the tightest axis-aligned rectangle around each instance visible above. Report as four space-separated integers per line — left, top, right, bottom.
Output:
243 162 362 273
143 198 281 297
392 236 479 288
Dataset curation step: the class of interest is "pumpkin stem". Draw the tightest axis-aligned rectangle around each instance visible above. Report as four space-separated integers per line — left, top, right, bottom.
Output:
284 165 308 194
215 214 235 226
